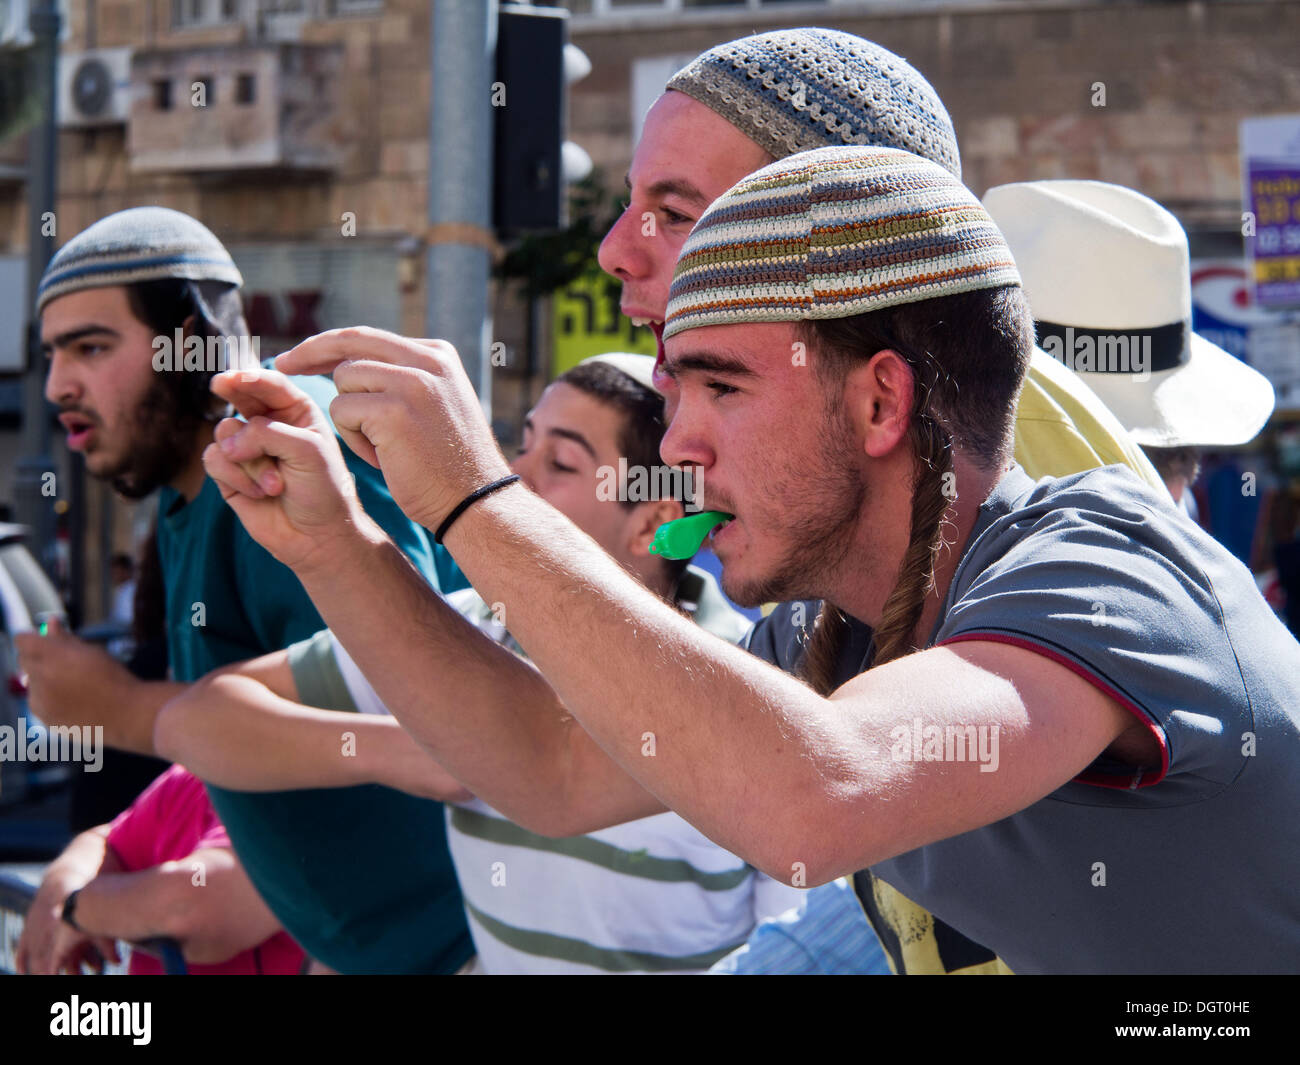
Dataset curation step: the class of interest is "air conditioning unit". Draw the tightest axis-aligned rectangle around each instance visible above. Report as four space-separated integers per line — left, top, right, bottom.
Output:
58 47 131 127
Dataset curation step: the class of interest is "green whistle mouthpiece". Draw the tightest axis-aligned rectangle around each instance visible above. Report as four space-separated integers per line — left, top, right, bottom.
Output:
648 510 733 560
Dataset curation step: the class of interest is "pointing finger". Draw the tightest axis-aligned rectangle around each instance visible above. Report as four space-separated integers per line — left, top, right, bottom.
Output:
276 328 452 378
211 369 322 430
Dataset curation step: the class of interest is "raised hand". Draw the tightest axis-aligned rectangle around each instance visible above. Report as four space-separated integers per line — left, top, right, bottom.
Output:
275 328 512 533
203 369 375 573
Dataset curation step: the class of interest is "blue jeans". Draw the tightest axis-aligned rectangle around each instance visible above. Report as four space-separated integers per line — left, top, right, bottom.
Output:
711 878 892 975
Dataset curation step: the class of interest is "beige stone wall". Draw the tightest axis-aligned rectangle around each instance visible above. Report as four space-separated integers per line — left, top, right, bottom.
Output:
1 0 433 341
11 2 1294 325
569 0 1300 231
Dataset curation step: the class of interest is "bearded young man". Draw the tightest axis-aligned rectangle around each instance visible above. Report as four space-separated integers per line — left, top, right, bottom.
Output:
18 207 472 974
205 147 1300 974
210 29 1160 975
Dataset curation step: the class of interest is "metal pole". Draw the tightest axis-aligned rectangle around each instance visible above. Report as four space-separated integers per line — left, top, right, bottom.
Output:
15 0 61 584
428 0 496 411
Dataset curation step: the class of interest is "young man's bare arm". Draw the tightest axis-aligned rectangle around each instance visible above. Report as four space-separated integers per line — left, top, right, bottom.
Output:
280 532 666 834
15 623 314 758
202 366 667 835
215 339 1153 885
430 487 1151 884
153 667 471 802
69 846 285 966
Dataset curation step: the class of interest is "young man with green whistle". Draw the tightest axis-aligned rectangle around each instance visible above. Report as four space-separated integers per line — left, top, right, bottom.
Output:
204 146 1300 973
592 30 1165 972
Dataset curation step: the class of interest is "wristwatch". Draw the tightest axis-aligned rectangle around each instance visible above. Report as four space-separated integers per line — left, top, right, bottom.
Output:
60 889 83 932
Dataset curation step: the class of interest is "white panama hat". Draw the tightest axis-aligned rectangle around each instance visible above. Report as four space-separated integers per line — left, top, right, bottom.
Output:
983 179 1275 448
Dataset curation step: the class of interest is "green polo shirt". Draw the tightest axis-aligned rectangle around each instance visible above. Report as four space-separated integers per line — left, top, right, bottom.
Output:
156 371 472 973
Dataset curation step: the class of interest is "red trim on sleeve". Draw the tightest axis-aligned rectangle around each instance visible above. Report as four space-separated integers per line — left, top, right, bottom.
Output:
937 631 1170 789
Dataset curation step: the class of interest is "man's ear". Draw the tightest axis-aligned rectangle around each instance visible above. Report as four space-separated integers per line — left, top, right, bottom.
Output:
181 313 205 357
844 349 915 459
627 497 685 558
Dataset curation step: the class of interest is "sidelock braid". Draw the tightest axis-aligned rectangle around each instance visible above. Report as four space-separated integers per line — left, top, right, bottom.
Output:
800 369 954 694
801 600 850 697
800 414 954 693
869 410 954 668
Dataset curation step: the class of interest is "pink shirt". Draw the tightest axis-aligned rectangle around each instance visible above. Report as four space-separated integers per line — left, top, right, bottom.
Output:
105 765 304 975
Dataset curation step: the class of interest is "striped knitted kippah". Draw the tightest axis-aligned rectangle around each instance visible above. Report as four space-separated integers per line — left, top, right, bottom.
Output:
663 146 1020 341
667 29 960 179
37 206 243 314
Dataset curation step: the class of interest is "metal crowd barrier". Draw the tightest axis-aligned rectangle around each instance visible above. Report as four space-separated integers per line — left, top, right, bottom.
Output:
0 870 187 975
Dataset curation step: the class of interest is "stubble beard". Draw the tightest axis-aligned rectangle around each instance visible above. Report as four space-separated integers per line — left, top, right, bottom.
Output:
720 399 867 608
102 374 210 500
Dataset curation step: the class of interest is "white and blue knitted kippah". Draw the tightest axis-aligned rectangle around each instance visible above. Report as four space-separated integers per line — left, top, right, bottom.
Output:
667 28 961 179
663 146 1020 341
37 206 243 314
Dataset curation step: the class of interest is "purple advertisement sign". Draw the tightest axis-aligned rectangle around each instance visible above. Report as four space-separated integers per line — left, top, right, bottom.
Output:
1248 165 1300 309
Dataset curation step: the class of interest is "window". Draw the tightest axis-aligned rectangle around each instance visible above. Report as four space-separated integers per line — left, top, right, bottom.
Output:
563 0 823 13
173 0 239 28
153 78 173 110
330 0 383 15
171 1 382 29
236 72 256 104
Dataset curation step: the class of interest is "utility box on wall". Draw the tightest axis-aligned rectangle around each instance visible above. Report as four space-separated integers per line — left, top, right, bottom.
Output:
128 43 343 173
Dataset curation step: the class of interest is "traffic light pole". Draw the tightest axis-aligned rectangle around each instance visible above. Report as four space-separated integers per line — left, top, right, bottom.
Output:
427 0 497 411
16 0 61 581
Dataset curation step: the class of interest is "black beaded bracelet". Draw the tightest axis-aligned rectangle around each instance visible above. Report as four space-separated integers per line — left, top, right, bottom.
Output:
61 888 82 931
434 474 521 545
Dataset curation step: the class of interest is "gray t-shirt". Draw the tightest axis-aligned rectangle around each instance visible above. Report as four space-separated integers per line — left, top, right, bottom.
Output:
745 464 1300 974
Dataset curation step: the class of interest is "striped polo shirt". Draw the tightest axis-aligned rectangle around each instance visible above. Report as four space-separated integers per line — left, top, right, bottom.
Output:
288 568 804 974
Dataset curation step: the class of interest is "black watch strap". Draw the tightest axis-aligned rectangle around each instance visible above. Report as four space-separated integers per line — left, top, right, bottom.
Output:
61 888 82 931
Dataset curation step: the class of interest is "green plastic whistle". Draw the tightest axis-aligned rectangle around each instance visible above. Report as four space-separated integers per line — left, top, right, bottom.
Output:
648 510 733 560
